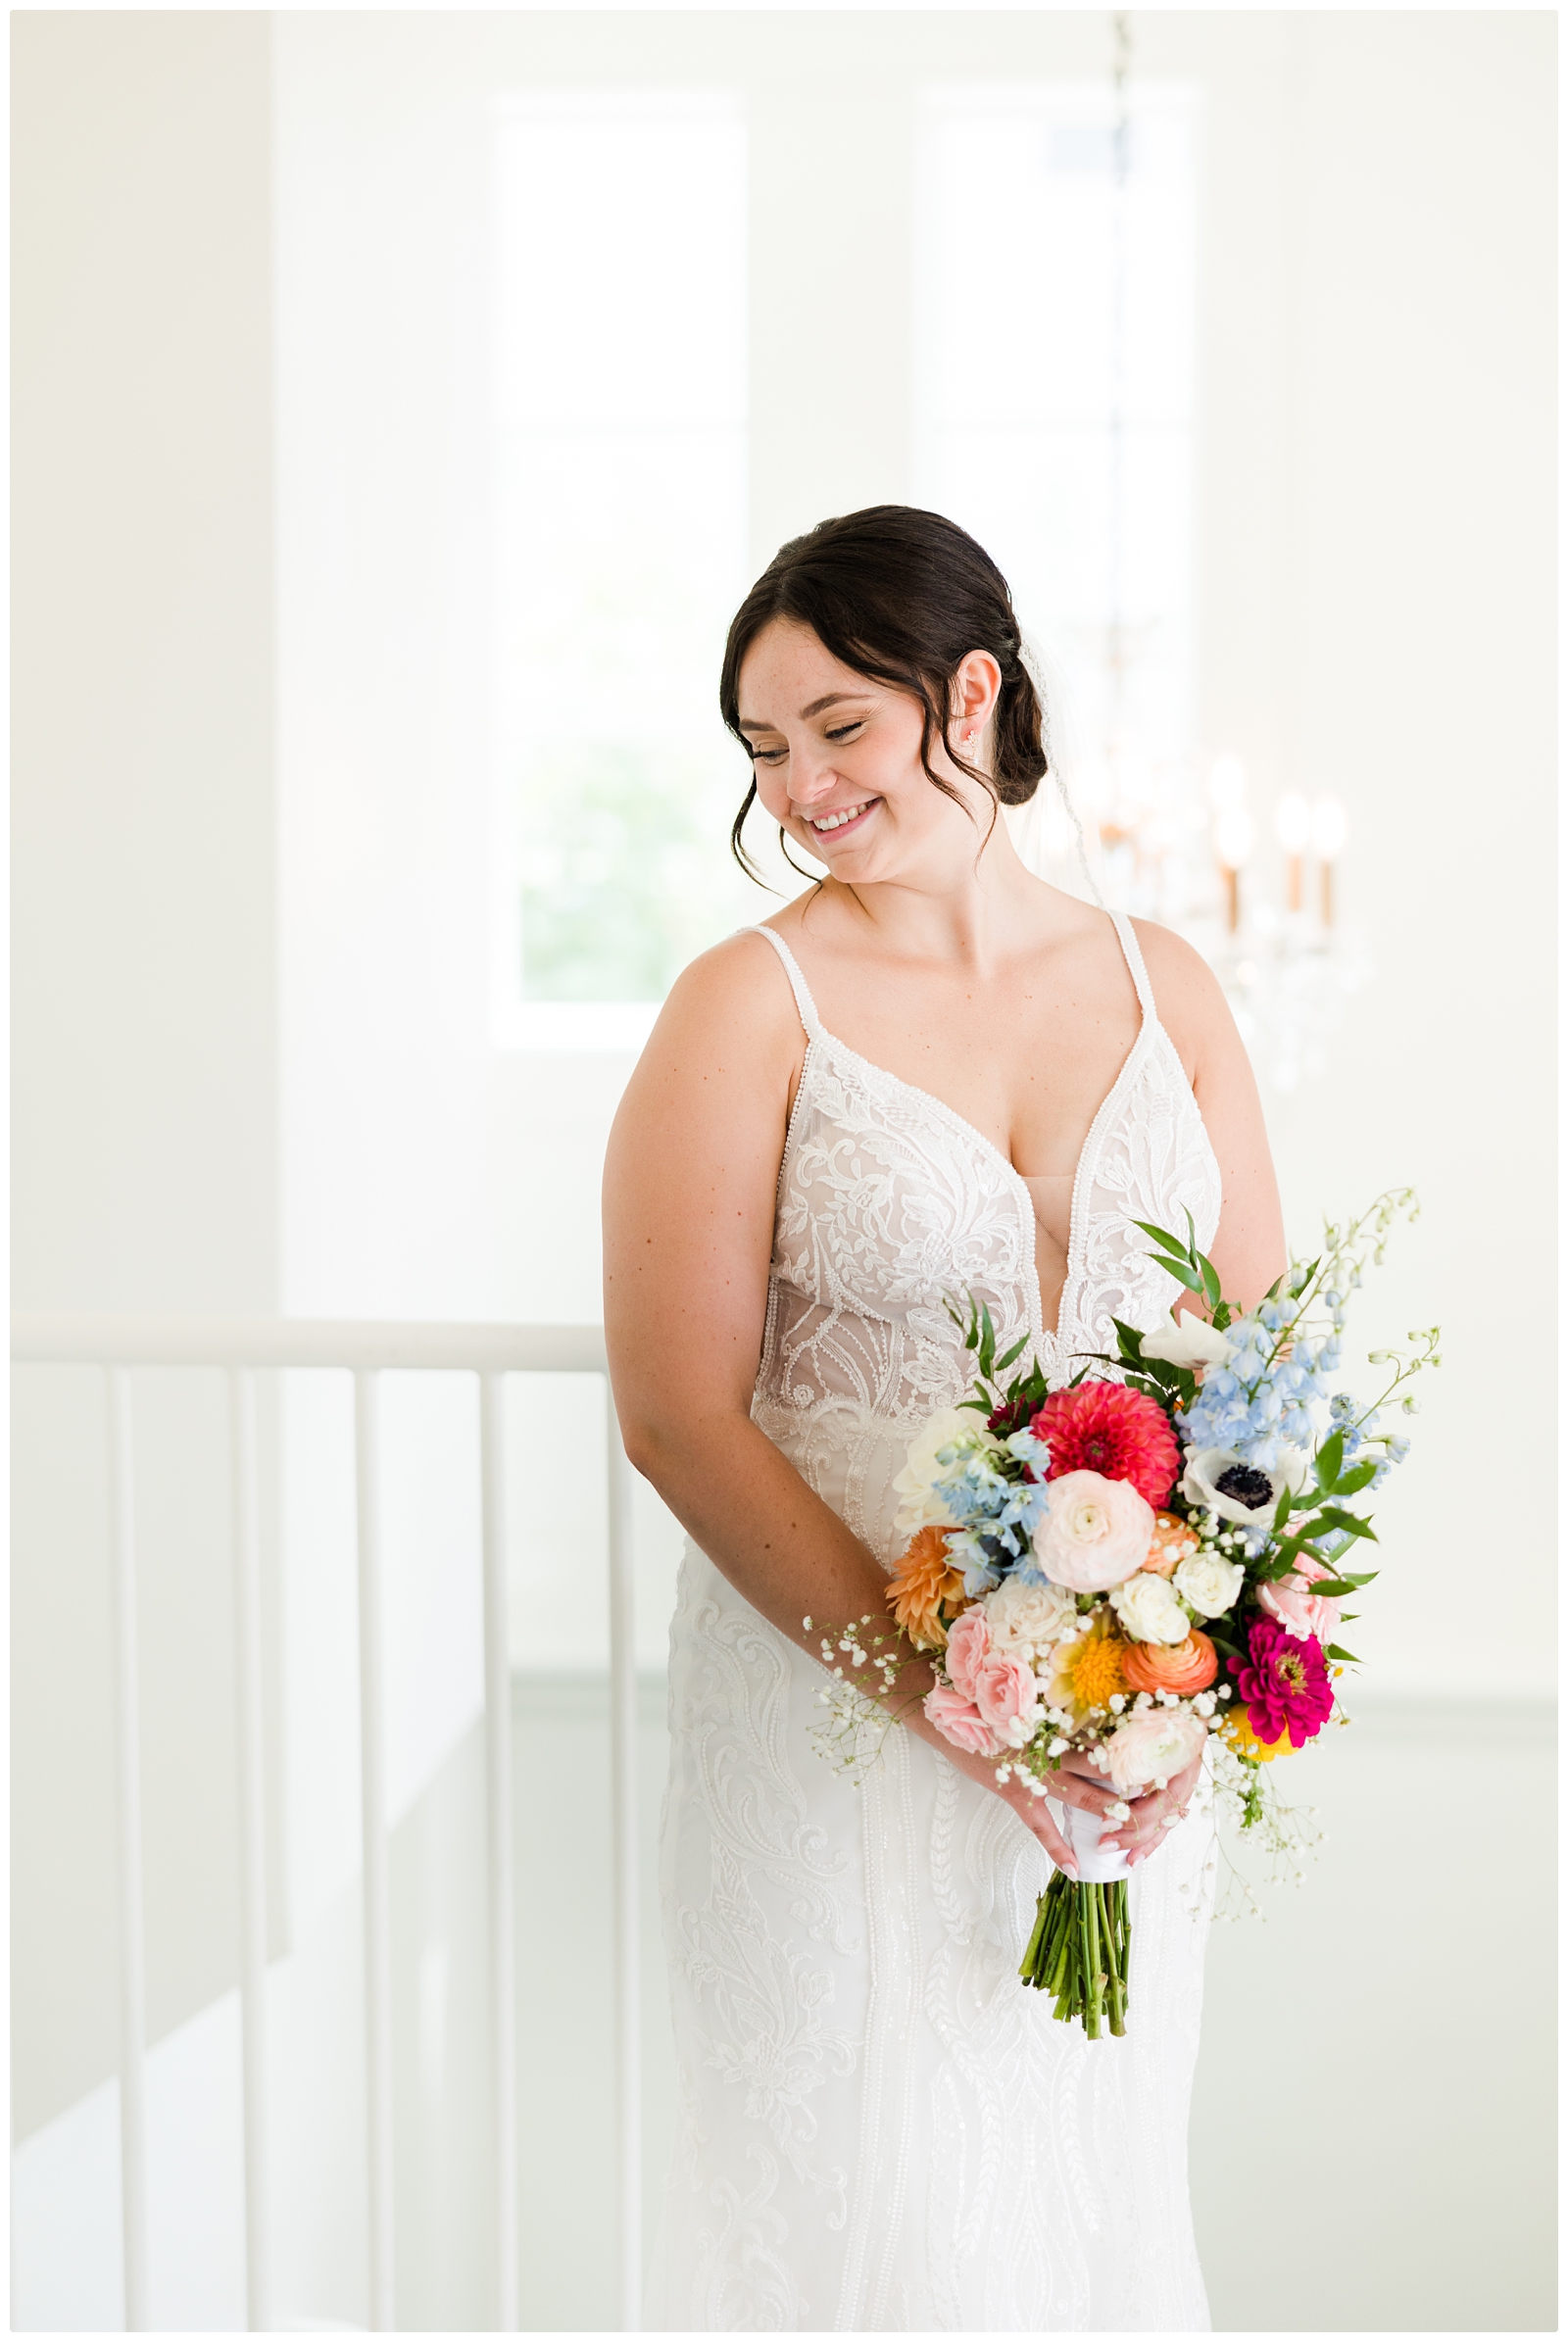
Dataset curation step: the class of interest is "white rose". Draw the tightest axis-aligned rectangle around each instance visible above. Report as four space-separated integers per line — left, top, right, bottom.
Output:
1138 1317 1237 1371
1182 1446 1287 1528
1173 1549 1247 1618
1104 1706 1207 1795
893 1408 992 1538
983 1576 1078 1660
1108 1572 1192 1645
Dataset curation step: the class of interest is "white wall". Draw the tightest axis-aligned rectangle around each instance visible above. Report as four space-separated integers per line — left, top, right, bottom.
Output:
11 0 282 2136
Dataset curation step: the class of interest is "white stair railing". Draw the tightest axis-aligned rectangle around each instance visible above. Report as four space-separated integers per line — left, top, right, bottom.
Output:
10 1316 643 2335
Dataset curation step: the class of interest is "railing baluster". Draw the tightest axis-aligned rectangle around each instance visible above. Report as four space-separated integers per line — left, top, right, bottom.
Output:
355 1368 396 2332
605 1391 641 2332
479 1371 518 2332
107 1365 149 2332
229 1366 270 2330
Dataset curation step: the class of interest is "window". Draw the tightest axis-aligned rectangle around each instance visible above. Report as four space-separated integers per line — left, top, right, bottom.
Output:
489 90 768 1051
913 82 1199 918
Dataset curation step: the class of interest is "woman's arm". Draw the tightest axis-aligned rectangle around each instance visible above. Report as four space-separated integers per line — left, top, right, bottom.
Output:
1133 918 1289 1312
602 931 1097 1874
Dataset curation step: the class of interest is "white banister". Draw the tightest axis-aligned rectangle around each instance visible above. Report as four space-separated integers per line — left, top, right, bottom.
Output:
18 1317 637 2335
480 1371 518 2332
355 1369 396 2333
229 1368 271 2332
13 1316 608 1374
107 1367 149 2333
606 1409 642 2331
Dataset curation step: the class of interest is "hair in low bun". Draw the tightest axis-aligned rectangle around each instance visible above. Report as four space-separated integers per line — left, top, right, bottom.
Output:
720 505 1049 877
990 653 1048 806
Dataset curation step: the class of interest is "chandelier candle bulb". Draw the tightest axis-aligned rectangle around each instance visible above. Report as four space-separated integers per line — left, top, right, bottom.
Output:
1311 795 1348 927
1213 803 1253 935
1277 791 1311 912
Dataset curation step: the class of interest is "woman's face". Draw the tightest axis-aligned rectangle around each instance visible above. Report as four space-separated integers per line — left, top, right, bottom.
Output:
736 619 1000 890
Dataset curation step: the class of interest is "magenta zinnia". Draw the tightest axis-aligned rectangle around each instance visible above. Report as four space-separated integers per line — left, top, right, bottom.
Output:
1229 1616 1335 1748
1033 1381 1181 1509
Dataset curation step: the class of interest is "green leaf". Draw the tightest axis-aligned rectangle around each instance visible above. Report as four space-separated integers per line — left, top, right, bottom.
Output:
976 1299 998 1380
1312 1507 1377 1543
1332 1460 1378 1497
995 1333 1031 1374
1200 1253 1224 1311
1314 1430 1346 1488
1130 1216 1194 1262
1212 1298 1234 1332
1324 1643 1362 1665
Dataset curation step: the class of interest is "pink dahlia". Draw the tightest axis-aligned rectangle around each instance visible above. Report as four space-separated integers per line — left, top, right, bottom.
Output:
1228 1616 1335 1749
1032 1382 1181 1510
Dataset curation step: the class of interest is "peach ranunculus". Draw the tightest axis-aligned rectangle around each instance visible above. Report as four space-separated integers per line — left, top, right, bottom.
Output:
923 1681 1001 1757
1037 1470 1155 1592
1256 1555 1343 1645
973 1651 1043 1748
1141 1510 1200 1579
887 1524 967 1650
1121 1631 1219 1697
943 1604 993 1703
1103 1704 1207 1794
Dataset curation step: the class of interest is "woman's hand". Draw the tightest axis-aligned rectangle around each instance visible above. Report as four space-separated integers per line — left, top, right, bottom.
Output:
1102 1752 1204 1867
929 1737 1080 1878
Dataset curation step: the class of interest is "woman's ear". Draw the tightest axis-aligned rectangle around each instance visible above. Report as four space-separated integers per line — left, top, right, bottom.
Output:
952 648 1003 732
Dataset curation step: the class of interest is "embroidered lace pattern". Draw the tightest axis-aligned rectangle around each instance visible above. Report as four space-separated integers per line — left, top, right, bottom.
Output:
650 916 1223 2332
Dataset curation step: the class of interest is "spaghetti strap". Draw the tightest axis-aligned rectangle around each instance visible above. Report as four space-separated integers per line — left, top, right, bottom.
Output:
743 924 823 1040
1109 909 1156 1023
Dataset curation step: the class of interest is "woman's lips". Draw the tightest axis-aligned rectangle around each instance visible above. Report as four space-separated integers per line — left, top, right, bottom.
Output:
802 797 879 842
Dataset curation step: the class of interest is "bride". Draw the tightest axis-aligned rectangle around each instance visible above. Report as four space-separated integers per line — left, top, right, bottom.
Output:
603 507 1286 2332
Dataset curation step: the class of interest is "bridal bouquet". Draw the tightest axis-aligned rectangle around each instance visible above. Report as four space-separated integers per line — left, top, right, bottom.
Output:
811 1191 1438 2040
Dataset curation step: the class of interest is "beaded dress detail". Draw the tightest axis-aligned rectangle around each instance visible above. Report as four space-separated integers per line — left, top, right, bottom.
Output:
650 915 1223 2333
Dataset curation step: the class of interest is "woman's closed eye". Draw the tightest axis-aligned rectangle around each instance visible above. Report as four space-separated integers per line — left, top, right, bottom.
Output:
751 719 863 765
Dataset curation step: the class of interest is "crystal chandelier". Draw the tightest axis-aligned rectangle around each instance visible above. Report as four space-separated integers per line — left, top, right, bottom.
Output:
1086 13 1368 1094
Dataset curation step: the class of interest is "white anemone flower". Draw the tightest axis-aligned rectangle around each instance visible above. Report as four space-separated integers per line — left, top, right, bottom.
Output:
1181 1447 1288 1527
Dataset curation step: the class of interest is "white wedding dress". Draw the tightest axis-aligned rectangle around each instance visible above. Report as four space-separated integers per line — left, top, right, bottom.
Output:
648 914 1224 2333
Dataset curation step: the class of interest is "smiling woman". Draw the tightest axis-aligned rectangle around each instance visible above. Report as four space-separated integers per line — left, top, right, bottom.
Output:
722 503 1049 877
604 505 1286 2330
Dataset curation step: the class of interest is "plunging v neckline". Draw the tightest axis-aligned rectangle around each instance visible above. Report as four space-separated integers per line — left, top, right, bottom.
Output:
758 924 1156 1356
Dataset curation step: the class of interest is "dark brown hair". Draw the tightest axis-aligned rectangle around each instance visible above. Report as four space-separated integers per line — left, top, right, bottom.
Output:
719 504 1048 881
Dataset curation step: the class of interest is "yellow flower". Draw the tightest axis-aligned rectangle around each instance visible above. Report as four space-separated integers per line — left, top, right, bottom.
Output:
1223 1706 1292 1764
1052 1617 1130 1715
887 1526 967 1650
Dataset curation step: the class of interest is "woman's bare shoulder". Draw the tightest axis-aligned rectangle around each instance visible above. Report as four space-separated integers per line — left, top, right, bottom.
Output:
1128 916 1241 1073
628 928 804 1104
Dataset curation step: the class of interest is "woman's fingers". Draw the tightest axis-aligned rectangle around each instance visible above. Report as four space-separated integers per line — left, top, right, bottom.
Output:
1005 1781 1078 1878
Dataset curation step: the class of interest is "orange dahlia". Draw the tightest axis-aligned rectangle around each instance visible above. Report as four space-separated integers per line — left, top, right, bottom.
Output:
1122 1630 1218 1697
1034 1382 1181 1509
887 1525 967 1650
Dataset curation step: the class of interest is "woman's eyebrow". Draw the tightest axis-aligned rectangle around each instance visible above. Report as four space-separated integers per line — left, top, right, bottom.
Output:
738 691 872 735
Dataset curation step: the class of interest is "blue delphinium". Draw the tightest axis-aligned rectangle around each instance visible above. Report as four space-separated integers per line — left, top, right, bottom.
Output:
930 1439 1048 1596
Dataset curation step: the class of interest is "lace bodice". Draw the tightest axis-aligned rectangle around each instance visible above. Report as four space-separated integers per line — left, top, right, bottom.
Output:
748 915 1223 1563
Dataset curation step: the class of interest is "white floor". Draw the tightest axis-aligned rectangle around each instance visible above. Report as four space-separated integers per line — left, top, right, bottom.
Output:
13 1686 1554 2331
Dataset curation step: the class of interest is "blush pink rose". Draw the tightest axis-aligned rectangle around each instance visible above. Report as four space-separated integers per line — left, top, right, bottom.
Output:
973 1651 1042 1748
1037 1470 1156 1593
924 1682 1001 1757
944 1604 993 1702
1257 1554 1343 1644
1103 1705 1207 1794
